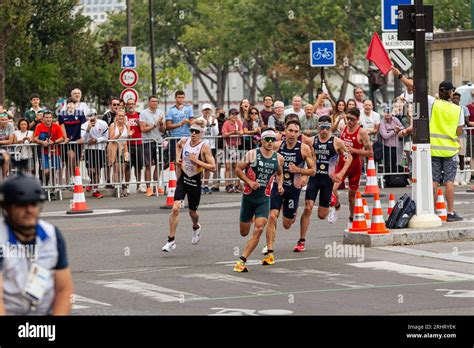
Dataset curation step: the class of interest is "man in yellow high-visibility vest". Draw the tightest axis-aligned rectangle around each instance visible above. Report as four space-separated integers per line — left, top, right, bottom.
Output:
394 67 465 222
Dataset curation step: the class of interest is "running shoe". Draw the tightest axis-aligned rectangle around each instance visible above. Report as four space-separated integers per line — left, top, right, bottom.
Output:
293 241 305 252
92 191 104 199
157 187 165 195
262 253 275 265
211 187 220 193
447 212 463 222
162 240 176 252
145 187 154 197
327 207 338 224
261 245 268 255
233 260 248 273
86 185 92 192
192 223 201 245
233 186 241 193
225 185 234 193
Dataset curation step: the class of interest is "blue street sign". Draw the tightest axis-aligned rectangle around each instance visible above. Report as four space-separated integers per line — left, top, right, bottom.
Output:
381 0 413 31
310 40 336 67
121 46 137 69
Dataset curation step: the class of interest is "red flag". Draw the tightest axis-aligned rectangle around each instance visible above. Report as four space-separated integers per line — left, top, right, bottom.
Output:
366 32 392 75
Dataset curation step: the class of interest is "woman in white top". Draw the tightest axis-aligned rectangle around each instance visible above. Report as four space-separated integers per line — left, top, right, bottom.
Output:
108 110 131 196
13 118 34 173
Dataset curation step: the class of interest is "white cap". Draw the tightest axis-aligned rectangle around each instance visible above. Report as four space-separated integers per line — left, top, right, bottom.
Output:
201 103 213 111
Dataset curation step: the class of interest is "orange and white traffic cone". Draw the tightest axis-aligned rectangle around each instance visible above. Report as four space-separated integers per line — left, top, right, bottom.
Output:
387 193 396 216
363 157 385 197
349 192 369 233
362 198 371 229
160 162 177 209
67 167 93 214
368 193 389 234
435 188 447 221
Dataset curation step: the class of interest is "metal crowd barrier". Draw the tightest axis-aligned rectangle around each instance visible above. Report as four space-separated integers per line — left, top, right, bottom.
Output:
1 127 472 200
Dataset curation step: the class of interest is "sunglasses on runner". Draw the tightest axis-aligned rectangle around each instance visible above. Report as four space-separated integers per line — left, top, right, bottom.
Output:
263 137 276 143
319 125 331 130
190 129 201 134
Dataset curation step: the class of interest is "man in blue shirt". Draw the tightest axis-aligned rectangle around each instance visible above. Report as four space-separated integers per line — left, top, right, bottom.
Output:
165 90 194 162
58 98 87 187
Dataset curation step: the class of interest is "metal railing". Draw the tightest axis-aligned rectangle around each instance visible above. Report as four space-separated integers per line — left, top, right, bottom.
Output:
1 127 472 199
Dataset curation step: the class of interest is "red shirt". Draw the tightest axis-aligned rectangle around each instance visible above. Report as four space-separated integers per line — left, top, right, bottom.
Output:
126 111 142 145
34 123 63 155
467 104 474 135
222 119 243 147
338 125 364 168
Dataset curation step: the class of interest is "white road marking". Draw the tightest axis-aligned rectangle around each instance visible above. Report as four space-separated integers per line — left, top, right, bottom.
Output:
216 256 320 266
100 266 192 276
436 289 474 298
209 307 293 316
376 246 474 264
182 273 279 287
42 209 127 217
348 261 474 282
91 279 208 302
72 294 112 310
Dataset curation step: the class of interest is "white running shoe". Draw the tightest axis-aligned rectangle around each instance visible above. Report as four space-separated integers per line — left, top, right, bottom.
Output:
192 224 201 245
162 240 176 252
344 221 352 233
327 207 338 224
262 245 268 255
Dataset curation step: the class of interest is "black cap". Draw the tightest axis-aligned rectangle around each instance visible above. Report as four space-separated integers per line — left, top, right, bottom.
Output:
439 81 455 92
228 108 239 115
0 173 46 205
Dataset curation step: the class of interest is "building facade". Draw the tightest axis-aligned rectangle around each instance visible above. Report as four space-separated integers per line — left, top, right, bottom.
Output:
79 0 126 24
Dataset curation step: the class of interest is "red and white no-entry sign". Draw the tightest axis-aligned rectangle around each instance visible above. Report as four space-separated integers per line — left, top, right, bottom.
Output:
119 68 139 88
120 88 139 104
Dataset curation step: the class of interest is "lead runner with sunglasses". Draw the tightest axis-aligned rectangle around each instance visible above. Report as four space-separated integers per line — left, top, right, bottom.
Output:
162 119 216 252
328 108 373 230
296 116 352 252
233 129 284 273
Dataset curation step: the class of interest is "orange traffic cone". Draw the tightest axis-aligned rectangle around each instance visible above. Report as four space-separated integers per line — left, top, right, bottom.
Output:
362 157 385 197
435 188 447 221
160 162 177 209
349 192 369 233
67 167 93 214
362 198 371 229
368 193 389 234
387 193 395 216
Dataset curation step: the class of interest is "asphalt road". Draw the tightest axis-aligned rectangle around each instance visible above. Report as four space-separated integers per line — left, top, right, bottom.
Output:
41 186 474 316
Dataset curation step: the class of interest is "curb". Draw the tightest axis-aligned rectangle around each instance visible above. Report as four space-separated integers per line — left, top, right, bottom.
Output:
343 224 474 247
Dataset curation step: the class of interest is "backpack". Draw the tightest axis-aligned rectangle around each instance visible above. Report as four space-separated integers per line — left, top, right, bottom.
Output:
386 193 416 229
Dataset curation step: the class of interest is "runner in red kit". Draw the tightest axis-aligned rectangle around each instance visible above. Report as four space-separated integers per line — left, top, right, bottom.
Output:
328 107 373 229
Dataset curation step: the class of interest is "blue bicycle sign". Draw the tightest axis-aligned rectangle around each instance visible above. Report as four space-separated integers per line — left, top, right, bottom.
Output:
310 40 336 67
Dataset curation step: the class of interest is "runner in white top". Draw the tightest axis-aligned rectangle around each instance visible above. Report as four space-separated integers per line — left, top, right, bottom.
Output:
162 119 216 252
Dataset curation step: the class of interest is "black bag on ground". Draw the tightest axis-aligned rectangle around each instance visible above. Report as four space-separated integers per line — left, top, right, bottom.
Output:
386 193 416 229
384 174 408 187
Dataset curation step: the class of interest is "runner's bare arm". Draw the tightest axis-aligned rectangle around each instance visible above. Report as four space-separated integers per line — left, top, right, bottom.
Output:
0 273 5 315
357 130 373 158
276 154 284 194
302 134 313 147
175 137 186 164
235 149 257 186
335 137 352 176
295 143 316 176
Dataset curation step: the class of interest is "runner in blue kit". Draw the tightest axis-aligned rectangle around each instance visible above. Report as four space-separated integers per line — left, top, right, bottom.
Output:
296 116 352 252
233 129 284 273
263 118 315 265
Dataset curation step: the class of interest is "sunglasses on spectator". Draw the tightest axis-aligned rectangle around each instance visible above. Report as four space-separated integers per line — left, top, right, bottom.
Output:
112 103 120 106
263 137 276 143
231 112 239 115
250 112 258 115
190 129 201 134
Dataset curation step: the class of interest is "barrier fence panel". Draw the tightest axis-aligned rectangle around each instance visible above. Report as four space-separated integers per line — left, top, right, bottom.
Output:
1 127 473 200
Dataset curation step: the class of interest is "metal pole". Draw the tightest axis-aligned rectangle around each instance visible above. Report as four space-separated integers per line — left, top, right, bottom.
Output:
408 0 441 228
148 0 157 95
126 0 132 46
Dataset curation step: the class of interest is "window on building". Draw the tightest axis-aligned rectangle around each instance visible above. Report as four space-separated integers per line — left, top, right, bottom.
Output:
444 49 452 82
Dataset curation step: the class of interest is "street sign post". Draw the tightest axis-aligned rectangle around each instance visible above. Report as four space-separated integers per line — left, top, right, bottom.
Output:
381 0 413 31
119 68 139 88
121 46 137 69
120 88 139 104
310 40 336 67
